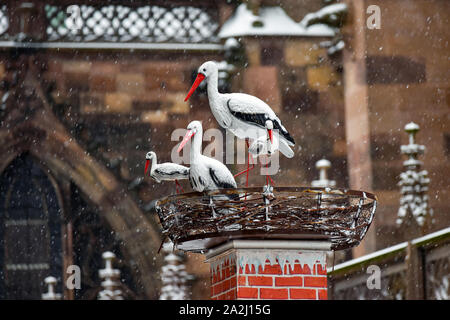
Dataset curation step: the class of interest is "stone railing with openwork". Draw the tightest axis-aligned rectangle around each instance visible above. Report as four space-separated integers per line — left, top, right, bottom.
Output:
0 1 223 50
328 227 450 300
44 3 219 43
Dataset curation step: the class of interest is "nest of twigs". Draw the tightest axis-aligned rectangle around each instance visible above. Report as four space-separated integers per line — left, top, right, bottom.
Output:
154 186 377 252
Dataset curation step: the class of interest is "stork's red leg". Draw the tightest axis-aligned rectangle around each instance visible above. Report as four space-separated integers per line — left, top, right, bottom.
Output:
233 155 254 178
234 140 255 183
263 157 275 186
175 179 184 194
245 150 254 187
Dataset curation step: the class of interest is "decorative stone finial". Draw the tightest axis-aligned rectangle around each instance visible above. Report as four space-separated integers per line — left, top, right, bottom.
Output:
312 159 336 188
400 122 425 168
397 122 433 228
159 241 192 300
98 251 123 300
42 276 62 300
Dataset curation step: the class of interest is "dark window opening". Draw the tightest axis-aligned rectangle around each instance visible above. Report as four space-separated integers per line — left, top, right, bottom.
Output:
261 44 283 66
0 154 63 299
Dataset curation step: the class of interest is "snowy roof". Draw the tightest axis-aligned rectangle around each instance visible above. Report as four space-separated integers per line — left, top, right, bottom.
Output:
299 3 347 28
218 4 335 39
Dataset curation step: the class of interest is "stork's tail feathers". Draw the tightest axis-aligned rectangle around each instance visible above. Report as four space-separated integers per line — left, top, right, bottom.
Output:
227 193 241 201
279 139 295 158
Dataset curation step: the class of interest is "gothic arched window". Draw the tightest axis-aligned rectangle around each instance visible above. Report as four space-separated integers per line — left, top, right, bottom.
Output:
0 154 63 299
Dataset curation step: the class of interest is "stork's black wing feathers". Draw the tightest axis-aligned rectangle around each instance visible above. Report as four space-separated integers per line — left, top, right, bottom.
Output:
189 175 197 190
272 120 295 145
227 100 295 145
209 168 239 201
198 176 206 188
209 168 235 189
154 168 188 176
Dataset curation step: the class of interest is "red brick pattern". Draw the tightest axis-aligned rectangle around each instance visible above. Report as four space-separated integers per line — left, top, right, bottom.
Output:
210 257 327 300
210 258 237 300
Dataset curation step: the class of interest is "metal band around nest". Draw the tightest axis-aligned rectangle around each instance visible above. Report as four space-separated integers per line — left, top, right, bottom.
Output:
153 187 378 252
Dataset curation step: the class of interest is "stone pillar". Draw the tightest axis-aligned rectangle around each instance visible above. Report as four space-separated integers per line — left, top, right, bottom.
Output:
206 240 330 300
342 0 375 257
8 1 47 41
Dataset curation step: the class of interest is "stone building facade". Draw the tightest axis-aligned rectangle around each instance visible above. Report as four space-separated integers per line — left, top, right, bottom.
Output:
0 0 448 299
341 0 449 255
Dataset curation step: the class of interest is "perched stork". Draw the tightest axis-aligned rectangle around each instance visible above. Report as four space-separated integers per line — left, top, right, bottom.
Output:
145 151 189 193
177 121 237 194
184 61 295 185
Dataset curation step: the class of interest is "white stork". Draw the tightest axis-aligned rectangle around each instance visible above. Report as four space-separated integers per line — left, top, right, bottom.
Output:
177 121 237 194
184 61 295 185
145 151 189 193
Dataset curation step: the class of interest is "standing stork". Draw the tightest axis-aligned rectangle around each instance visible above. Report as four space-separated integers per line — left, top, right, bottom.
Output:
177 121 237 194
184 61 295 186
145 151 189 194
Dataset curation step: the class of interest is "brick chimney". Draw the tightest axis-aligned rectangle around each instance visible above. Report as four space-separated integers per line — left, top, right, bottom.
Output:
206 240 330 300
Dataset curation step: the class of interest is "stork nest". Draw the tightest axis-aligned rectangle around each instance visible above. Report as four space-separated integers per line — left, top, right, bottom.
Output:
153 186 377 252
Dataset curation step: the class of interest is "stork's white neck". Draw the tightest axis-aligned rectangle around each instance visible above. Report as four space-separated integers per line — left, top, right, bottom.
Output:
150 154 158 174
206 68 220 101
190 128 203 162
206 68 232 128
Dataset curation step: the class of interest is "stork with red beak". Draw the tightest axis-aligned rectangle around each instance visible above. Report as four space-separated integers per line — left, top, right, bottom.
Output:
145 151 189 193
184 61 295 185
177 121 237 193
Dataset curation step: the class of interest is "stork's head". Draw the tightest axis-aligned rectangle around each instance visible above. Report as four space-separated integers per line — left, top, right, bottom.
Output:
144 151 156 175
184 61 217 102
145 151 156 160
197 61 218 78
187 120 202 133
177 121 202 152
265 120 274 143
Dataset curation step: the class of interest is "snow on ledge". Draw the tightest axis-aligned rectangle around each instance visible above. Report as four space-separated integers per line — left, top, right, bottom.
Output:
206 240 330 276
208 249 327 276
218 4 335 39
299 3 348 28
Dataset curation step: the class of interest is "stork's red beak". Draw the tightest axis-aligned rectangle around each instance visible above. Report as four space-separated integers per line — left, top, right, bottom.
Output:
177 129 195 153
184 73 205 101
144 159 150 175
268 129 273 143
